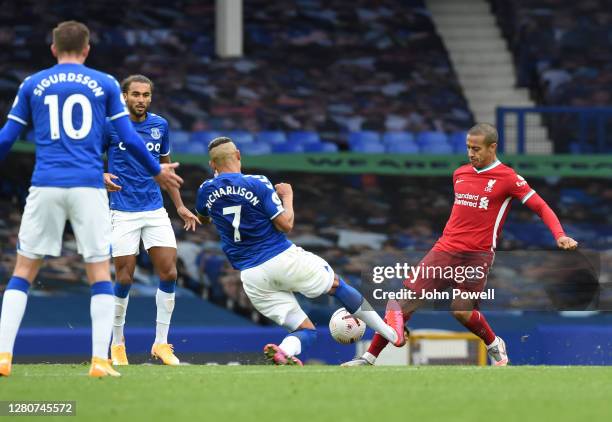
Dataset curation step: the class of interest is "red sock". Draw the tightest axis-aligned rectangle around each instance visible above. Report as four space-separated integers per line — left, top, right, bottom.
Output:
462 310 496 345
367 311 413 357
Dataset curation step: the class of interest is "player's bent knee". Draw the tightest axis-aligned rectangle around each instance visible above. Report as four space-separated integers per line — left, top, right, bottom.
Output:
159 268 178 282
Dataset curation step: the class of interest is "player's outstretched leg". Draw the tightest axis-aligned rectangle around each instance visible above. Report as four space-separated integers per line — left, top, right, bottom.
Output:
264 325 317 366
331 276 404 347
342 309 414 367
452 309 508 366
89 280 120 377
0 276 31 377
111 282 131 365
151 280 180 366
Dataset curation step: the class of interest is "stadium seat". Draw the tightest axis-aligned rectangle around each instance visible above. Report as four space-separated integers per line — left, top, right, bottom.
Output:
171 130 191 146
185 143 208 154
172 143 190 153
240 142 272 155
449 131 468 153
350 140 385 153
386 142 419 154
420 141 454 154
382 131 416 145
190 131 221 145
224 131 254 144
348 131 381 146
303 142 339 153
288 131 320 144
256 131 287 144
272 143 304 154
416 131 448 146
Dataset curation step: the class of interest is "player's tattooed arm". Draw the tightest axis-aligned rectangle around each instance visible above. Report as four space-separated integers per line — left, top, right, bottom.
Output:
160 155 200 231
272 183 294 233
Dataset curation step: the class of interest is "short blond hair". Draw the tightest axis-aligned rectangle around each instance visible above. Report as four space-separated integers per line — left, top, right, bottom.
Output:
209 137 238 166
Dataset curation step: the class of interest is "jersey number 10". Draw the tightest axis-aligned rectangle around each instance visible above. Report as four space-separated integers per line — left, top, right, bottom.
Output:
44 94 93 140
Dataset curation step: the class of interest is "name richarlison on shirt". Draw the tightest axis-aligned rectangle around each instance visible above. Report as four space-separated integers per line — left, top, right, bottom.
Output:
205 186 260 209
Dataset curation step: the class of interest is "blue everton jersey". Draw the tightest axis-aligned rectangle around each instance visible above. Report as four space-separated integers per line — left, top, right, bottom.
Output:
195 173 292 270
7 63 128 188
104 113 170 211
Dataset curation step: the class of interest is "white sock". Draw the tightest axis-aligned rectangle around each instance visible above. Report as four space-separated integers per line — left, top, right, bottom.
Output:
353 304 398 344
278 335 301 357
154 290 175 344
363 352 376 364
0 290 28 354
91 294 114 359
486 336 500 350
112 295 129 346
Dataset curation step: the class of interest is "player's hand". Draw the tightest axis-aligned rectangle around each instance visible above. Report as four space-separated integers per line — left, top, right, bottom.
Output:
103 173 122 192
275 183 293 198
154 162 183 191
557 236 578 250
177 206 200 231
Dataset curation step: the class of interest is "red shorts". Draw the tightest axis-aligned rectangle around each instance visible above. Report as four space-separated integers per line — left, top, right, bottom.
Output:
403 249 494 296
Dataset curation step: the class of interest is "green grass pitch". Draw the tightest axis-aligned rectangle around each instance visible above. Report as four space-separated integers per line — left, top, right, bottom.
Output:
1 365 611 421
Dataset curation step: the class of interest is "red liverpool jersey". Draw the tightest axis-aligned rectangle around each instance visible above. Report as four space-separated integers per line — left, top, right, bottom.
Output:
434 160 535 252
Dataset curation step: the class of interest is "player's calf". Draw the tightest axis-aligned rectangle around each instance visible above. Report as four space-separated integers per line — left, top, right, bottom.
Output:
331 277 404 346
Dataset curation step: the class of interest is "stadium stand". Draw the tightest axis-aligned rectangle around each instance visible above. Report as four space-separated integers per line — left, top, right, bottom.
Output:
1 155 610 323
0 0 473 152
491 0 612 152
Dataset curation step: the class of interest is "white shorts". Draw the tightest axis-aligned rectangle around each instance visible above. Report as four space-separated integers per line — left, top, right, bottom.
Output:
17 186 111 263
110 207 176 257
240 245 335 331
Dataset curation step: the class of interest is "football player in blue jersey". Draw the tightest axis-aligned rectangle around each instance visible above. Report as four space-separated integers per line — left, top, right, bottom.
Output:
195 138 405 365
102 75 199 366
0 21 183 377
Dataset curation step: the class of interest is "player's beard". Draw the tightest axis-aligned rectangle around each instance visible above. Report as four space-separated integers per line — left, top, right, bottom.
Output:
129 104 147 119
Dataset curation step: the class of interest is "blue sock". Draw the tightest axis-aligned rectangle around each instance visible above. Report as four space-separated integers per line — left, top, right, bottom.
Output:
281 328 318 356
158 280 176 294
333 277 364 314
92 281 113 296
6 276 30 293
113 282 131 298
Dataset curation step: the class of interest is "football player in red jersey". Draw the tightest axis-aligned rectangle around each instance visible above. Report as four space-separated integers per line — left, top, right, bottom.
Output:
343 123 578 366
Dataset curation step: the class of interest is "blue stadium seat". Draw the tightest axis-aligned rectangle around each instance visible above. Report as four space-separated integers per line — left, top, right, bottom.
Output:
386 142 419 154
382 131 415 145
350 140 385 153
304 142 339 153
288 131 320 144
240 142 272 155
420 141 454 154
416 131 448 146
256 131 287 144
272 143 304 154
190 131 221 145
185 143 208 154
348 131 381 146
172 143 191 153
171 130 191 146
449 131 468 153
224 131 254 144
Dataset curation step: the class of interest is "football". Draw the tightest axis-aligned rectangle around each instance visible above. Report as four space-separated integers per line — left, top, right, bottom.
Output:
329 308 366 344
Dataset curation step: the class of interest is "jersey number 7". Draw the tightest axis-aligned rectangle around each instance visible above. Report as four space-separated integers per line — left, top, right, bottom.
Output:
223 206 242 242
